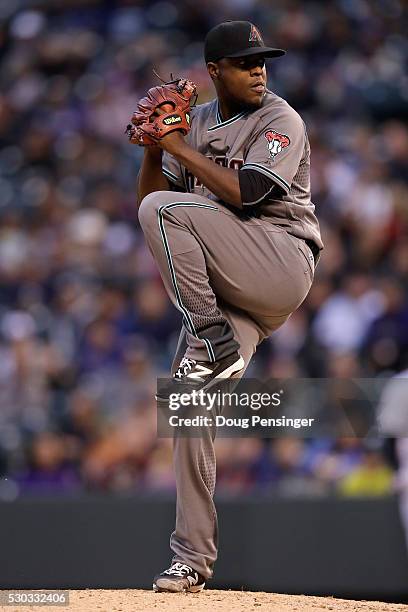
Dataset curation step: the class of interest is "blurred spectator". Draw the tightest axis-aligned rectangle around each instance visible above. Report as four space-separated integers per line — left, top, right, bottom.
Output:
15 432 81 495
338 449 394 497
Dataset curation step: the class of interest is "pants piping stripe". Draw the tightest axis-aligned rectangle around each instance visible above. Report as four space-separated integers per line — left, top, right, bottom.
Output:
158 202 218 363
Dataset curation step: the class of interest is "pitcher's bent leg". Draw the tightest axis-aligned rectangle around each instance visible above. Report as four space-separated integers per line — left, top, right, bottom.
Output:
138 191 240 362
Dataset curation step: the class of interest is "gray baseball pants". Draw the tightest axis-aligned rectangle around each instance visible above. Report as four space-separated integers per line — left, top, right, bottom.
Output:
138 190 314 579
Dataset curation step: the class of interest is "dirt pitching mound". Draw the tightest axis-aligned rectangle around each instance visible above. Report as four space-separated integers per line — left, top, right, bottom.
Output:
7 589 406 612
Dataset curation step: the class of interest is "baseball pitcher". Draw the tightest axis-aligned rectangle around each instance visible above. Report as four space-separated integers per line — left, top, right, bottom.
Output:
127 20 323 592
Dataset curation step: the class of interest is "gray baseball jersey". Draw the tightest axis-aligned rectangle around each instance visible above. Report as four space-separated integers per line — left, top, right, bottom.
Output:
162 90 323 251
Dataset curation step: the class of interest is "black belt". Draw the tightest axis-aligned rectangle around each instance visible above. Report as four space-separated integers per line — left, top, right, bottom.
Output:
304 239 320 264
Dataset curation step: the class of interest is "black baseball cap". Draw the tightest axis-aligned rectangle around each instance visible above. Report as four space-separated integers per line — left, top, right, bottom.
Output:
204 21 286 64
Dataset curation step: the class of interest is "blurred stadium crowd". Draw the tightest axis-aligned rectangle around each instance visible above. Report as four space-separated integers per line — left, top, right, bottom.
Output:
0 0 407 499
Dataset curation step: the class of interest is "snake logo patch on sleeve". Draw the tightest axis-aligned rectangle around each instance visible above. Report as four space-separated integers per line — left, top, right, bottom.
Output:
264 130 290 160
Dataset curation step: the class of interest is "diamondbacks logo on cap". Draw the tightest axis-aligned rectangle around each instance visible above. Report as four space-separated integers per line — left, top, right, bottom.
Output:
264 130 290 160
249 24 263 43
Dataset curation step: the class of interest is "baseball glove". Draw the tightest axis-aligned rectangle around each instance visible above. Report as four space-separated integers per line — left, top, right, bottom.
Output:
126 76 197 146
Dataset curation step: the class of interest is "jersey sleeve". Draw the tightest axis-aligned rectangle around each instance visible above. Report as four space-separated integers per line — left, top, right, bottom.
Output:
162 151 185 190
238 168 276 206
242 111 305 195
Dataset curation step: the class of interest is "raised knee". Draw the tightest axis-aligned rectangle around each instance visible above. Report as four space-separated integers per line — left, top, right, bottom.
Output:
138 191 179 231
138 192 161 230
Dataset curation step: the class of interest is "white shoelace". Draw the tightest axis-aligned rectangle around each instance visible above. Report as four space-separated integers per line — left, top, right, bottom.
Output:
174 357 196 380
164 562 194 578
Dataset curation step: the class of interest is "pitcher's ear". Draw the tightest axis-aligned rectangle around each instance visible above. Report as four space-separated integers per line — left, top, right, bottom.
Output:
207 62 219 80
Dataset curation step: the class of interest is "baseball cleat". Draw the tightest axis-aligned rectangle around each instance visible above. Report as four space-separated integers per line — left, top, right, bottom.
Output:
156 352 245 400
153 562 206 593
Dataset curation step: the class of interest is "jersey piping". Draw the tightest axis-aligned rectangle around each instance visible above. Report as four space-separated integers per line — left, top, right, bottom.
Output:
162 168 180 184
241 163 291 193
208 105 249 131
